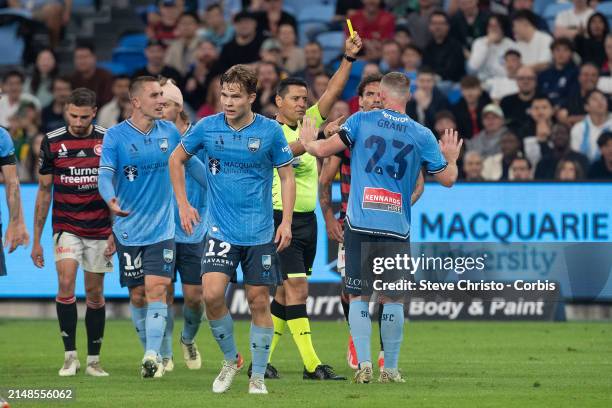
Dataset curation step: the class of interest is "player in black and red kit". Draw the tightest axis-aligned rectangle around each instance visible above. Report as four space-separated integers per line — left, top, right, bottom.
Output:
318 74 424 371
30 88 115 377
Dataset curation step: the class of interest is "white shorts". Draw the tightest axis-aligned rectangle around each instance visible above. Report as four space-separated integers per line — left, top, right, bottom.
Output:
337 243 346 277
54 232 113 273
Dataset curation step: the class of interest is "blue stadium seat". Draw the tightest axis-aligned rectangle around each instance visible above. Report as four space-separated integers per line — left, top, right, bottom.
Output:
298 4 335 45
98 61 131 76
0 22 25 66
118 33 148 50
596 2 612 27
543 3 573 31
72 0 95 10
111 47 147 75
316 31 345 65
534 0 557 16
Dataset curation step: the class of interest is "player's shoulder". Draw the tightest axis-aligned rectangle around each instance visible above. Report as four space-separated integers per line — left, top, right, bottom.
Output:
255 113 282 130
193 112 224 131
46 126 68 139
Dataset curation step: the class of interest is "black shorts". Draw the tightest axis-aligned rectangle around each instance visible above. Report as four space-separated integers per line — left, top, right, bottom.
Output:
344 227 411 297
274 210 317 280
174 240 205 286
0 225 6 276
201 234 282 286
115 235 176 288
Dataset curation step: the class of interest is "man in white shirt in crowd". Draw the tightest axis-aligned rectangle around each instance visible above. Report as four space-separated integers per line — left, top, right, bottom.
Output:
512 10 553 72
485 49 521 103
554 0 594 40
571 89 612 162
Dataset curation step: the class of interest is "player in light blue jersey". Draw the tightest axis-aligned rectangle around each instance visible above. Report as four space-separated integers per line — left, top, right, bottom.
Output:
169 65 296 395
159 79 206 372
0 126 29 276
300 72 462 384
97 76 206 378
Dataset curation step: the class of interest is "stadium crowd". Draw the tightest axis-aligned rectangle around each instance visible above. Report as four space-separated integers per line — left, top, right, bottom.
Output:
1 0 611 182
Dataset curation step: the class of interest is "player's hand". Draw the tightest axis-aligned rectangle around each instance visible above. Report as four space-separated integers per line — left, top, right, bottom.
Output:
108 198 130 217
324 115 345 138
178 202 200 236
325 214 344 243
345 31 363 58
275 220 292 252
299 115 320 145
104 234 116 258
31 241 44 268
439 128 463 164
4 221 29 253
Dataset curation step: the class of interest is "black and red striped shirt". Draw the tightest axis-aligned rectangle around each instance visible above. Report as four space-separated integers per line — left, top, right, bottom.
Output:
335 148 351 223
39 126 111 239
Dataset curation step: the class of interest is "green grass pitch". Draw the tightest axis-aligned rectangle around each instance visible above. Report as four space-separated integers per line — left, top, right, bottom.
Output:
0 319 611 407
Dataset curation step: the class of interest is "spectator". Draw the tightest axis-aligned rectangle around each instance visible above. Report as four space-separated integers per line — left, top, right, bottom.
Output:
254 61 280 115
380 40 403 73
571 90 612 163
259 38 285 69
555 158 585 181
97 75 131 129
278 23 305 74
537 38 578 107
588 131 612 179
485 49 521 102
0 70 39 128
575 13 609 68
197 0 241 22
482 131 521 180
200 3 235 49
512 10 552 72
349 0 396 60
183 40 220 112
450 0 490 52
164 12 201 76
401 45 422 89
522 96 555 167
14 0 71 49
423 11 466 83
511 0 549 32
254 0 297 38
433 110 458 140
7 101 42 181
311 73 331 106
466 103 507 158
452 76 492 139
294 42 330 91
500 65 537 136
406 67 451 131
509 156 533 180
598 35 612 93
26 133 44 182
554 0 594 40
133 40 183 86
217 11 265 73
394 25 412 50
70 41 114 107
405 0 436 50
462 150 485 181
557 62 600 127
535 123 589 179
146 0 181 44
24 48 58 108
40 76 71 134
468 14 516 82
196 75 223 118
334 0 364 21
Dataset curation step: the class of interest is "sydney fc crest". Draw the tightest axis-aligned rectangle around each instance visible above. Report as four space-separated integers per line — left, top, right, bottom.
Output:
123 165 138 181
209 158 221 175
262 254 272 271
248 137 261 152
163 249 174 264
158 138 169 152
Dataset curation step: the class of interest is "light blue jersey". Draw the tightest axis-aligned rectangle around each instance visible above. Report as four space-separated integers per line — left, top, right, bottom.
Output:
180 113 293 246
340 109 447 239
0 127 16 221
99 119 180 246
175 123 207 244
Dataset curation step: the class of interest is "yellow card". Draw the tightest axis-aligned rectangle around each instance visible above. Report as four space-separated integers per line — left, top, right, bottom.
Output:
346 18 355 39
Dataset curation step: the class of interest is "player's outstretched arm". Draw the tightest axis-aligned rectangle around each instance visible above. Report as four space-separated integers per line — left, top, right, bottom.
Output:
275 164 295 252
319 156 344 242
317 33 363 117
300 116 347 158
31 174 53 267
169 145 200 235
1 163 29 253
411 169 425 205
434 129 463 188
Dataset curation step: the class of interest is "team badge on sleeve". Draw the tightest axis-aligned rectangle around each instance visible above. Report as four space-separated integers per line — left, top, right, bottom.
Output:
248 137 261 152
262 254 272 270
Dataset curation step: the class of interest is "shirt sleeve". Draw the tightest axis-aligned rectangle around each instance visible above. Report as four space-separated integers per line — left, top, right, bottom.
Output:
306 104 326 127
99 127 118 173
38 135 54 174
270 122 294 168
0 128 16 166
339 112 362 148
181 119 206 156
419 127 448 174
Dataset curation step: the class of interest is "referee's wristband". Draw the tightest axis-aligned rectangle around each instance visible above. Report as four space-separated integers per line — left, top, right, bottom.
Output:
343 54 356 62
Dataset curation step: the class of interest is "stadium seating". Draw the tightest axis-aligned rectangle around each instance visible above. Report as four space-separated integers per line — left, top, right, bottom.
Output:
543 3 574 31
297 4 335 45
110 46 147 75
118 33 148 50
534 0 557 16
596 2 612 27
316 31 345 65
0 21 25 66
